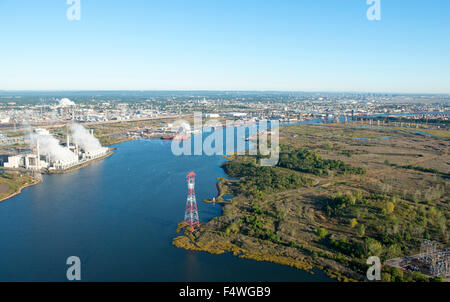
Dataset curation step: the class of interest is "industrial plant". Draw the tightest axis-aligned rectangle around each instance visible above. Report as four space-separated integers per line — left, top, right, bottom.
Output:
1 124 110 173
385 240 450 281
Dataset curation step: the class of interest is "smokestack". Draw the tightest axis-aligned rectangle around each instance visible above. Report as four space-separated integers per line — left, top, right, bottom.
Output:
30 131 77 165
37 137 40 170
70 124 103 153
67 125 70 148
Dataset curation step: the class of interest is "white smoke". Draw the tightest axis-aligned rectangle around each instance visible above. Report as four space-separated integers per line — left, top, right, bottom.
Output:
30 133 78 162
70 124 104 153
172 121 191 133
59 98 76 107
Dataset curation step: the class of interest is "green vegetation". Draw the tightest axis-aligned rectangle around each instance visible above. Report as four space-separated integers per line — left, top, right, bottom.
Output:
277 145 366 176
382 266 440 282
316 228 328 238
324 191 374 217
399 165 449 178
222 161 312 198
0 172 39 202
173 123 449 282
6 131 25 138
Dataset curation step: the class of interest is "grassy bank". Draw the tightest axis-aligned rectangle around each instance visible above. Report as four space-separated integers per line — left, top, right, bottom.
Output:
0 172 41 203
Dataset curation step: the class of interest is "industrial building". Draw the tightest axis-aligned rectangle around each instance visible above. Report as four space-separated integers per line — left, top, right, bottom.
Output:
1 127 109 172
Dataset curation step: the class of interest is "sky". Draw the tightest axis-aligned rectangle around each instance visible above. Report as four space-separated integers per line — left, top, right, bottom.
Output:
0 0 449 93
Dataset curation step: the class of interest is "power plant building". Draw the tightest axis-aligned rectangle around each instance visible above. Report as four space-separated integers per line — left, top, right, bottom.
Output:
1 127 109 172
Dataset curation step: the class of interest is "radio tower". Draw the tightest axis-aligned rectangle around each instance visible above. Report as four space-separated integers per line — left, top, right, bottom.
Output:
184 172 200 232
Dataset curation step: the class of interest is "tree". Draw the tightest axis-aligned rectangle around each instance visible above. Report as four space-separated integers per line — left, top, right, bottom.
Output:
386 244 402 259
227 222 240 234
358 224 366 237
364 238 383 257
350 218 358 228
385 201 395 215
348 194 357 206
316 227 328 238
355 190 363 202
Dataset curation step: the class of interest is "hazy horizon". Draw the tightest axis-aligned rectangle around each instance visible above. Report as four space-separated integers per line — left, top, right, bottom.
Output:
1 89 450 96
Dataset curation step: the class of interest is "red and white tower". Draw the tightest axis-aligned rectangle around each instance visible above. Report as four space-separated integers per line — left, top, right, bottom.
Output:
184 172 200 231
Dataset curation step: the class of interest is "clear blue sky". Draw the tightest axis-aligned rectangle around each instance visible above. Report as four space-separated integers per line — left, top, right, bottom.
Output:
0 0 449 93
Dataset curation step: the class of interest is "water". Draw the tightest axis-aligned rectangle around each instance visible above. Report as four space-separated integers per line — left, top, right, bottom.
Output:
353 136 390 142
370 112 449 117
0 138 332 282
407 130 432 137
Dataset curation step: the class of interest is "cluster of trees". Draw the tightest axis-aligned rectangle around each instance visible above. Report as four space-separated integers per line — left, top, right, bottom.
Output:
382 266 441 282
401 165 449 178
222 161 312 198
277 147 366 176
387 162 449 178
316 227 328 238
324 192 362 217
0 172 14 180
326 237 365 259
324 234 405 263
325 191 400 219
225 201 288 245
238 213 281 244
313 231 439 281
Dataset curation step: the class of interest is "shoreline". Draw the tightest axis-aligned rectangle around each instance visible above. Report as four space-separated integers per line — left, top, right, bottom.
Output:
171 138 329 279
0 150 115 202
170 127 365 282
0 136 164 203
173 147 352 281
0 135 163 203
47 150 115 174
172 122 450 282
0 178 42 203
172 221 352 282
203 177 231 203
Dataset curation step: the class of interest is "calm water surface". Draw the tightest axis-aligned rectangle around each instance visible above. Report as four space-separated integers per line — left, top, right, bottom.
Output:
0 137 332 281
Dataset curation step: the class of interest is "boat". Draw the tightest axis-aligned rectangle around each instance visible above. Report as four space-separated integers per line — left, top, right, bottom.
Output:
173 135 191 141
160 136 174 140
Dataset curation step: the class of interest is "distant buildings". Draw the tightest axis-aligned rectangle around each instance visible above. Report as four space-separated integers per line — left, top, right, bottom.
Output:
223 112 247 117
203 113 220 118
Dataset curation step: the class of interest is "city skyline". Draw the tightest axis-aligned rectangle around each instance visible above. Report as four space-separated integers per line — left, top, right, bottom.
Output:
0 0 449 93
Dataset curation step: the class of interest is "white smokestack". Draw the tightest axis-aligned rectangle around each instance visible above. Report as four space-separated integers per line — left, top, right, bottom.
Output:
67 125 70 148
30 132 78 163
36 137 40 169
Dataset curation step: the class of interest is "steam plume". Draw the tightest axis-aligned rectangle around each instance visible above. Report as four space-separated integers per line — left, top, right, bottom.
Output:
70 124 104 153
30 133 78 162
